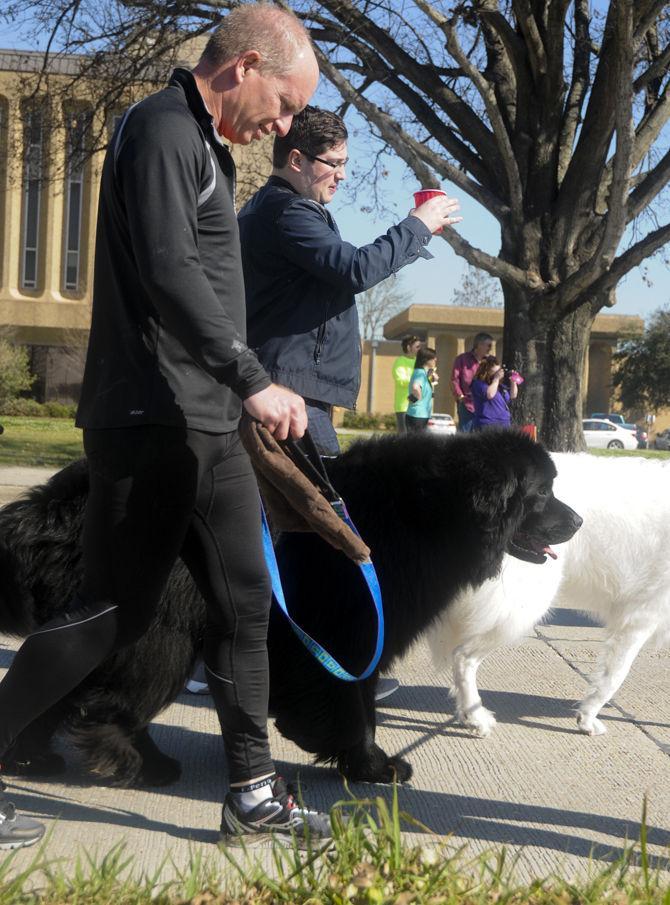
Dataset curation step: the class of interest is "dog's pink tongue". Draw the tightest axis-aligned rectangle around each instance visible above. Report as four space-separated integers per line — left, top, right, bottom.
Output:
543 545 558 560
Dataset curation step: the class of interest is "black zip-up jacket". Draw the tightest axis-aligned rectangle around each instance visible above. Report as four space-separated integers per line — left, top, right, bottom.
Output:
240 176 433 409
76 69 270 432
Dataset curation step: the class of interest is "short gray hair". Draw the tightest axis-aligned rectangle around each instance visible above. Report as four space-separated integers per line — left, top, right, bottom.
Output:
472 332 494 348
200 3 312 75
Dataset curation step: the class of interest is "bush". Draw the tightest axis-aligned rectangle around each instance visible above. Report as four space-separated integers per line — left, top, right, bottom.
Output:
43 401 78 418
342 411 396 430
0 340 34 407
0 398 77 418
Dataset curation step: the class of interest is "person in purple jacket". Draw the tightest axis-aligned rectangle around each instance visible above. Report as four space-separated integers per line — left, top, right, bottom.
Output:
471 356 519 430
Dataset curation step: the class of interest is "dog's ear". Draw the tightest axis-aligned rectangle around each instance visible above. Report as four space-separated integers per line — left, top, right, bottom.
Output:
469 460 525 524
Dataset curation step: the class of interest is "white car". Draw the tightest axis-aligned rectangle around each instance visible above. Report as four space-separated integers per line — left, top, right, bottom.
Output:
427 413 457 435
582 418 638 451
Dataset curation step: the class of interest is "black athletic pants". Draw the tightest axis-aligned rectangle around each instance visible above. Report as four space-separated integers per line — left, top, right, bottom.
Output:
0 426 274 784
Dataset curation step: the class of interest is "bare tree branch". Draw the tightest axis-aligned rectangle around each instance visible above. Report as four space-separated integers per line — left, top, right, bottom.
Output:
627 147 670 222
314 48 510 220
557 0 591 183
589 220 670 299
314 0 500 164
439 7 525 231
436 227 548 292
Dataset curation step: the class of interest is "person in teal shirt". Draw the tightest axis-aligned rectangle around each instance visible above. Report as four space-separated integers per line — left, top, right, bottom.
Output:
406 347 438 431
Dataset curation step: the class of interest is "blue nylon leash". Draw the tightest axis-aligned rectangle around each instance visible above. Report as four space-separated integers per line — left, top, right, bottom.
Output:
260 434 385 682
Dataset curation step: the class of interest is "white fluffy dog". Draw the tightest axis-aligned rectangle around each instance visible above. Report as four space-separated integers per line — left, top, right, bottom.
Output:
426 451 670 737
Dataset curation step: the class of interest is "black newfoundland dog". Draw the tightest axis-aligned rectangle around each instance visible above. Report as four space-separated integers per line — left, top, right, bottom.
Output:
0 430 581 786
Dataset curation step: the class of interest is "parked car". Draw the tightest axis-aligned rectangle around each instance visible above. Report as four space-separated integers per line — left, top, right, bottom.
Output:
590 412 626 425
427 413 457 435
653 428 670 451
590 411 645 444
582 418 638 451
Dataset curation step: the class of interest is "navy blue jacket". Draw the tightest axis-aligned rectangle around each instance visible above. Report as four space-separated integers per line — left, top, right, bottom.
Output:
240 176 433 409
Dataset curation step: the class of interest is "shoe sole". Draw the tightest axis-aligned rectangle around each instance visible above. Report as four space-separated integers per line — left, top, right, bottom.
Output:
375 681 400 701
0 833 44 851
218 831 331 851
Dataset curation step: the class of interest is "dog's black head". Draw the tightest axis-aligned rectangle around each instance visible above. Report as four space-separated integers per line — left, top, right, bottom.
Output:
465 430 582 565
505 453 582 564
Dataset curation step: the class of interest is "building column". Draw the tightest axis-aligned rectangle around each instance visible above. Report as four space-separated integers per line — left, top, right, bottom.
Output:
585 342 613 414
434 332 460 416
43 108 67 302
4 96 24 296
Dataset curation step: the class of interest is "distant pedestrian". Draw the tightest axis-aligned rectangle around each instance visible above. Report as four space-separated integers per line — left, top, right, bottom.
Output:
450 333 493 432
471 356 518 431
406 347 438 432
392 336 422 432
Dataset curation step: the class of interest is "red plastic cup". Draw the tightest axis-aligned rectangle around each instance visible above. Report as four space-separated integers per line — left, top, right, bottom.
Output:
413 188 447 233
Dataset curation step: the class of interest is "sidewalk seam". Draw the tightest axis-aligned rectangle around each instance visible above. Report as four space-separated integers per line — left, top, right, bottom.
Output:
534 625 670 758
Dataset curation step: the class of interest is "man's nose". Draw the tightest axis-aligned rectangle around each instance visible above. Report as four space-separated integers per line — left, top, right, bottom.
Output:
273 115 294 137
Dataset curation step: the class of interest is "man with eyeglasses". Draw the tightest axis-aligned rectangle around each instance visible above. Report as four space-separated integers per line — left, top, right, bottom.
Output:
239 105 461 457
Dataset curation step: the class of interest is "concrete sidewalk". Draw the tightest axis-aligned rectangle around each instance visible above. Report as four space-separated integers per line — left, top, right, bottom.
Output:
1 467 669 885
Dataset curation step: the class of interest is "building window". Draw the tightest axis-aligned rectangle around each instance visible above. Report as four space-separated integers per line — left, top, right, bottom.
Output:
20 108 44 291
63 110 91 292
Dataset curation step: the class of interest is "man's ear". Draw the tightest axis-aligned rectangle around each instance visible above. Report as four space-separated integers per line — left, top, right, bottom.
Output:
287 149 303 172
234 50 262 83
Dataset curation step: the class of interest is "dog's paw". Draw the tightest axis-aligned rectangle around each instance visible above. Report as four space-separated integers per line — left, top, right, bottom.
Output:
338 747 413 784
1 751 66 778
137 753 182 787
576 712 606 736
458 705 497 737
381 756 413 784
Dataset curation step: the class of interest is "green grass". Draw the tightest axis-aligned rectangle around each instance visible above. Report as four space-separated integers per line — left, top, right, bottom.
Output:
588 446 670 459
0 418 83 468
0 419 668 468
1 793 668 903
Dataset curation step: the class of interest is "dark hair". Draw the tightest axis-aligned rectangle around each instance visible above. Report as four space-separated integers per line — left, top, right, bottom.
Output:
474 355 501 384
414 347 437 370
472 332 494 350
401 335 421 354
273 105 348 168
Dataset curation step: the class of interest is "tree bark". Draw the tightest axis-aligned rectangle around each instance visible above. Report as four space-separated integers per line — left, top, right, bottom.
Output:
502 289 593 452
540 306 594 451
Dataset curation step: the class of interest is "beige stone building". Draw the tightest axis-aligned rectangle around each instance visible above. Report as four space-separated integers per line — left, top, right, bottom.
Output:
0 46 271 401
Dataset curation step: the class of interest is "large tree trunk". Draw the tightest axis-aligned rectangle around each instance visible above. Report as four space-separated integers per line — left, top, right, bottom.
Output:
501 284 545 435
502 289 592 452
541 307 594 452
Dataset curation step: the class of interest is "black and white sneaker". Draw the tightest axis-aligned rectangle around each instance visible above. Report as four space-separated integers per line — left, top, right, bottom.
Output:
219 777 332 848
0 799 45 850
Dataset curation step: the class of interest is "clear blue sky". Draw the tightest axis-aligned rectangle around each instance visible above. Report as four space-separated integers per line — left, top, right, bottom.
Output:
1 17 668 323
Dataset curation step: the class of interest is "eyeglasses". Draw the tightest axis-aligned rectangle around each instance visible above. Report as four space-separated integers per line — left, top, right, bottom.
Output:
297 149 349 170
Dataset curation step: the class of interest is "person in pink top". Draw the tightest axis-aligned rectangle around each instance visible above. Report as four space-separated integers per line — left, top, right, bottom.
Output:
450 332 494 432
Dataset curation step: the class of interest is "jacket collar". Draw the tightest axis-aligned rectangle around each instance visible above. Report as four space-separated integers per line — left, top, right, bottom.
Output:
265 175 334 225
267 175 301 195
169 68 222 143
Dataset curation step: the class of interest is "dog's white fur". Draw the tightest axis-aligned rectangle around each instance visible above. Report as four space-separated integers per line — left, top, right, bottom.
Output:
426 452 670 736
